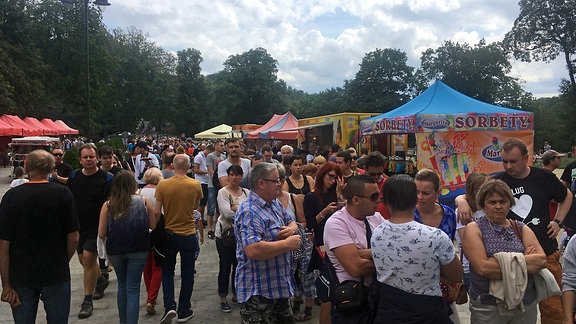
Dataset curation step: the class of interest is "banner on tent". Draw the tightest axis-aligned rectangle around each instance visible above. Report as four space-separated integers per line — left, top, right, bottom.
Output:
416 113 534 133
416 130 534 193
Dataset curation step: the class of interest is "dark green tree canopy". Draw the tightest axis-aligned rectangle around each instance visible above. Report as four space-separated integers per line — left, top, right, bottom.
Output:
344 48 418 113
504 0 576 92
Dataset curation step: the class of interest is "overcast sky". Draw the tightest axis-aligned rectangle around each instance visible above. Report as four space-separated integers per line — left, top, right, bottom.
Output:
101 0 566 98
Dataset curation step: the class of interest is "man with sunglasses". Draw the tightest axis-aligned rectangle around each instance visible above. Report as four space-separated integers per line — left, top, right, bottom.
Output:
51 148 74 185
364 152 391 219
235 162 301 323
323 175 385 323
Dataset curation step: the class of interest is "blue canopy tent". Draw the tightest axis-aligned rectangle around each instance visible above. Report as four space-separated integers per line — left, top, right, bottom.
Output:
360 80 534 206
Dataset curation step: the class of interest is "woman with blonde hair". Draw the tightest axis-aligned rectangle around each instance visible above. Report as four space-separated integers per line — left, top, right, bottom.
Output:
138 168 164 316
98 172 156 324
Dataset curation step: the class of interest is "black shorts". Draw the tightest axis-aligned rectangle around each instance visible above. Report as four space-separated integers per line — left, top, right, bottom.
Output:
77 235 97 254
200 183 208 207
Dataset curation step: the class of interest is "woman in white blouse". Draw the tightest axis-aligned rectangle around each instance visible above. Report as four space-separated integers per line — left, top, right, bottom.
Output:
216 164 249 312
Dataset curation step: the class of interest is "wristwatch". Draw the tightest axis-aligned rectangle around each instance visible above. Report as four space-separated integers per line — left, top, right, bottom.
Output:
553 219 564 228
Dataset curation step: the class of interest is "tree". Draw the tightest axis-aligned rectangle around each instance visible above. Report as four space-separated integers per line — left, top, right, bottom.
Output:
221 47 282 124
419 40 531 108
175 48 206 135
504 0 576 93
344 48 419 113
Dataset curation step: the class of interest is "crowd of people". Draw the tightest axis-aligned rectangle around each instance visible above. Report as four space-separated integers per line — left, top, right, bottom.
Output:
2 135 576 324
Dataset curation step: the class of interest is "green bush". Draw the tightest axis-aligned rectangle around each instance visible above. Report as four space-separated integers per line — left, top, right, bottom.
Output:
63 148 81 169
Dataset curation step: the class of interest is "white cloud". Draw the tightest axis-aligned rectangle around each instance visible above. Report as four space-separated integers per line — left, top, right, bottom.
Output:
102 0 566 97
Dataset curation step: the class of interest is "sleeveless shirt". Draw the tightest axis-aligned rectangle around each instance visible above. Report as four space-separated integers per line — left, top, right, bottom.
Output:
106 195 150 255
286 176 311 195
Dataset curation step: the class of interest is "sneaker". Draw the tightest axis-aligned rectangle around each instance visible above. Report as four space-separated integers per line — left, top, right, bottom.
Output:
220 302 232 313
207 231 215 239
177 309 194 323
231 296 240 305
160 309 177 324
78 301 93 319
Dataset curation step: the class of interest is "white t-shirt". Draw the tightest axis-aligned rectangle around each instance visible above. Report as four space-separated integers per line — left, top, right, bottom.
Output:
10 178 28 188
217 158 251 181
371 220 455 297
455 209 485 273
323 207 384 284
193 151 210 184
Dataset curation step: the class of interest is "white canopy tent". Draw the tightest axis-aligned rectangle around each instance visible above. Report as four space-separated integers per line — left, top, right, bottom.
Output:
194 124 233 139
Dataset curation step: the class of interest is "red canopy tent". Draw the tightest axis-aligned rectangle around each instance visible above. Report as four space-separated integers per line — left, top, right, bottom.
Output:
55 120 79 135
41 118 70 135
23 117 60 136
246 112 303 140
0 118 22 136
0 115 43 136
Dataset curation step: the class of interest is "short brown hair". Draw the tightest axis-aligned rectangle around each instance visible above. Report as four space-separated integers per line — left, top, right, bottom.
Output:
501 138 528 156
477 179 515 210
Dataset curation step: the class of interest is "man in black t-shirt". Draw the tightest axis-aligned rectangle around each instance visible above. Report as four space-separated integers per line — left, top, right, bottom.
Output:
51 147 74 185
494 138 570 323
67 143 112 319
0 150 79 322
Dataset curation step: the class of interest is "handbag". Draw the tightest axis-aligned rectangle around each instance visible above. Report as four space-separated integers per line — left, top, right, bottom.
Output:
221 227 236 247
440 281 468 304
333 280 369 313
293 222 312 262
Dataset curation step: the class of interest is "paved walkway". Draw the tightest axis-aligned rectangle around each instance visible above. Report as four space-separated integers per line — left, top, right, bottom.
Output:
0 166 477 323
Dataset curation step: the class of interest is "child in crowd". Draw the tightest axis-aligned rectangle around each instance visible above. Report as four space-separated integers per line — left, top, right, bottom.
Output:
10 166 28 188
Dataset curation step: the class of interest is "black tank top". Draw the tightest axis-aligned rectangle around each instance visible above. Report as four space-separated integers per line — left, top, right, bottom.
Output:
286 176 311 195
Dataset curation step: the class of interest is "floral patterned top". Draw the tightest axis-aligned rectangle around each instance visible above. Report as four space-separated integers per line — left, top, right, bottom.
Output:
371 220 455 297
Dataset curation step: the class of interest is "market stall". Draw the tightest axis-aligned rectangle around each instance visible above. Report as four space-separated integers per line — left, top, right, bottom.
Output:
194 124 233 139
246 112 303 141
297 112 378 152
360 80 534 201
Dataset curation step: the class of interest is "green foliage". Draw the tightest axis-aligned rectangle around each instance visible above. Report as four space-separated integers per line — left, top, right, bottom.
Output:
504 0 576 93
63 147 80 170
418 40 531 108
344 48 419 113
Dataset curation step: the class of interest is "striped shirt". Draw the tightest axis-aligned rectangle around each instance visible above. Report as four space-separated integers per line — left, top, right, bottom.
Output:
234 191 296 303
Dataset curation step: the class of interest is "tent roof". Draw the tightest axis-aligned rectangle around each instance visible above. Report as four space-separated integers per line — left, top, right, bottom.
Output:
246 112 302 140
0 115 43 136
23 117 60 136
360 80 533 134
0 118 22 137
54 120 79 135
41 118 70 135
194 124 233 139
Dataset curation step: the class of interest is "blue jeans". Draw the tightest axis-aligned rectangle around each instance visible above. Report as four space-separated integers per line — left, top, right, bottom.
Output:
162 233 198 313
12 281 71 324
207 187 216 216
108 251 148 324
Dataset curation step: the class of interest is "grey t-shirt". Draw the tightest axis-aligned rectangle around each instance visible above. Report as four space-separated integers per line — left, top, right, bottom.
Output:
206 152 225 188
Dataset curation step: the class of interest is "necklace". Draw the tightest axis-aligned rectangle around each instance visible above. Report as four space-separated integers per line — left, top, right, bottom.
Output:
487 219 512 241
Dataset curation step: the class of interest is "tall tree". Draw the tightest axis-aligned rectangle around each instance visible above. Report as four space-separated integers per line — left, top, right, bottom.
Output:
504 0 576 93
344 48 419 113
419 40 531 108
222 47 281 124
175 48 206 135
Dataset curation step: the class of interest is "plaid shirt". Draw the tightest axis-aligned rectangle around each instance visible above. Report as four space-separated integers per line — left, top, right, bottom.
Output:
234 191 295 303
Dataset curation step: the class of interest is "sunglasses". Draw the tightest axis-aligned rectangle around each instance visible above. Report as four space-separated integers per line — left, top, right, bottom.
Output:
357 192 380 202
53 153 63 157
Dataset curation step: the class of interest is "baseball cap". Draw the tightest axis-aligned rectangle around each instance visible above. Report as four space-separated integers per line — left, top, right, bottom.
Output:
541 150 565 164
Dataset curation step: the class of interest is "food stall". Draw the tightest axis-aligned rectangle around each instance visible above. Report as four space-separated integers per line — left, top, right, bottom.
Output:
360 80 534 203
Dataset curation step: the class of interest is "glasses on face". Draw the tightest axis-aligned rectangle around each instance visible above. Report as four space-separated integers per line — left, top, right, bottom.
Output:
326 173 337 180
262 178 281 184
53 153 63 157
357 192 380 202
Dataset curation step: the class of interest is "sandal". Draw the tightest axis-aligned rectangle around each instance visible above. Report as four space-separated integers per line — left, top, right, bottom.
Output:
294 307 312 322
